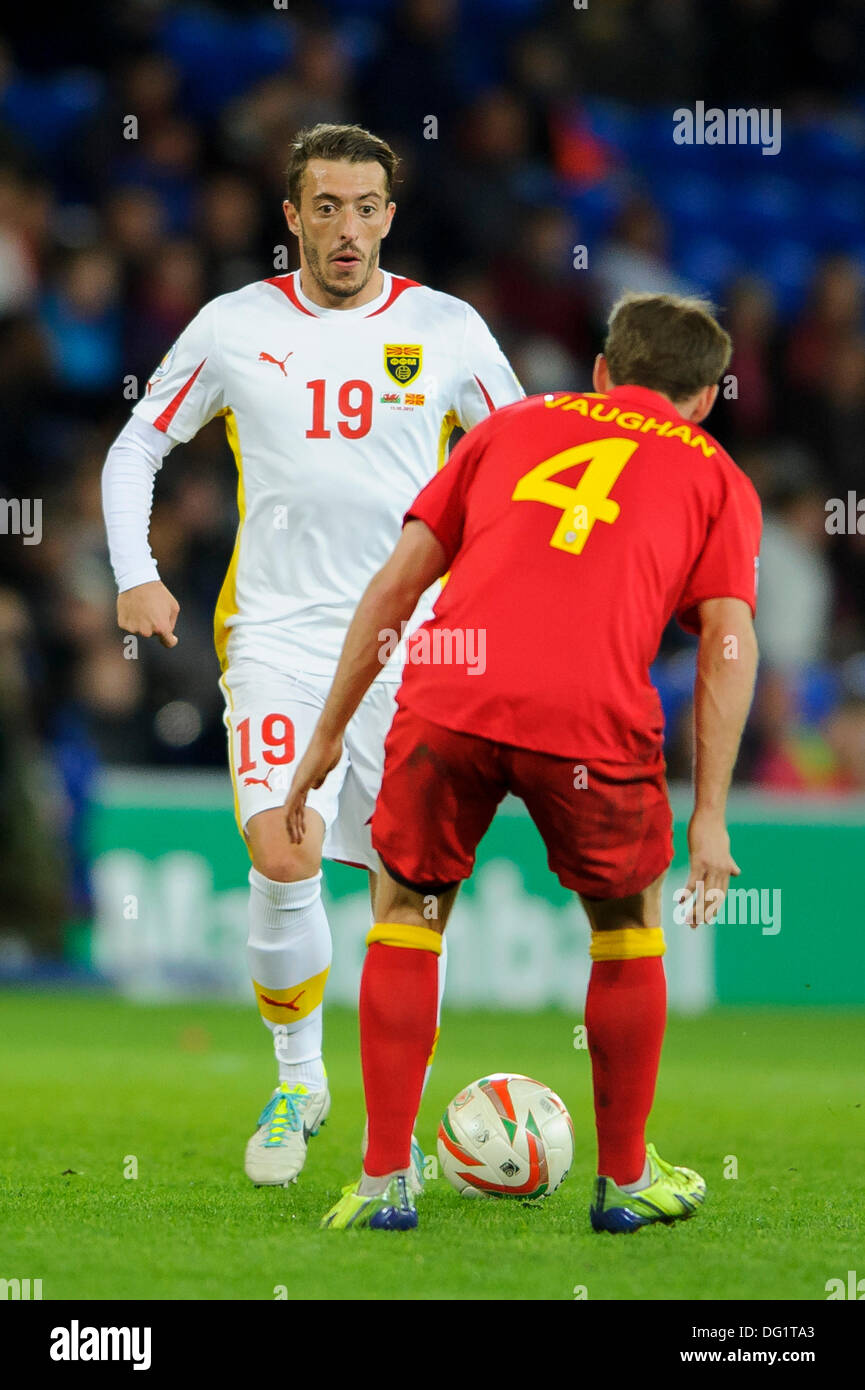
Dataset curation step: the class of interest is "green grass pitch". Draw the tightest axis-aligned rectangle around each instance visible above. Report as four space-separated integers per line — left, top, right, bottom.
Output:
1 992 862 1301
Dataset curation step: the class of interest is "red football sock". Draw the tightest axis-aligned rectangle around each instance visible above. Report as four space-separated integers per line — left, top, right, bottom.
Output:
585 956 667 1185
360 940 439 1177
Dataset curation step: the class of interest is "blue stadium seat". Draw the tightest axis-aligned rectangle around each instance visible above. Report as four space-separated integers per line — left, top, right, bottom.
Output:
157 6 293 117
327 0 395 13
651 649 697 737
654 173 725 235
0 70 104 155
811 180 865 250
796 119 865 178
794 664 843 726
582 98 641 159
559 179 625 243
754 239 816 318
723 176 804 246
674 236 741 298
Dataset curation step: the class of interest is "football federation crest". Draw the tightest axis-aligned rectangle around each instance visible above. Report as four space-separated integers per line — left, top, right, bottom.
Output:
384 343 422 386
146 342 176 394
153 343 176 379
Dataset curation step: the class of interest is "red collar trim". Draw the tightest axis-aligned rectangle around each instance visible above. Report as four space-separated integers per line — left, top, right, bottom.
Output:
264 274 317 317
263 272 420 318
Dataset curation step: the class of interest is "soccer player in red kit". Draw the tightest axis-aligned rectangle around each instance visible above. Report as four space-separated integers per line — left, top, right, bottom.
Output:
285 292 762 1232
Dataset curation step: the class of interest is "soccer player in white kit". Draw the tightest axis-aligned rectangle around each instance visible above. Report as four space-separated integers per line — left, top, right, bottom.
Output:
101 124 523 1187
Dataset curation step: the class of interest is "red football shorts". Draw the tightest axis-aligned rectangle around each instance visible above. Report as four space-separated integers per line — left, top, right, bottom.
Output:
371 707 673 901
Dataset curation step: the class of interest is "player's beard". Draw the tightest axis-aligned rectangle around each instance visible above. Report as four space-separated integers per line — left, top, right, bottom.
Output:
301 229 382 301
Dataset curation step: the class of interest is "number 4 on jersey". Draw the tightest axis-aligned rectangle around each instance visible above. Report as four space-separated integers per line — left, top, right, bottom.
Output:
512 437 638 555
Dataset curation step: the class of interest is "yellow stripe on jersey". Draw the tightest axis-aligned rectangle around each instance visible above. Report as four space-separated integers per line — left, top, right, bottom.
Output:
218 669 247 845
214 408 246 671
436 409 459 587
437 408 459 471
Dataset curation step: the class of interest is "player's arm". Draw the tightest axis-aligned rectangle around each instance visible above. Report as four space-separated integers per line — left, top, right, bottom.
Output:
683 596 759 923
675 466 762 925
453 304 523 429
103 418 180 648
102 299 226 649
285 520 447 842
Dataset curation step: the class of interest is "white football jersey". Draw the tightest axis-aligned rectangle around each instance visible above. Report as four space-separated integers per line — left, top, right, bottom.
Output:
132 268 523 678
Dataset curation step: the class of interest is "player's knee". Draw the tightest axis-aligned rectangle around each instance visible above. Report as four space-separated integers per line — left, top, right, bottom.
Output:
251 844 321 882
246 806 324 883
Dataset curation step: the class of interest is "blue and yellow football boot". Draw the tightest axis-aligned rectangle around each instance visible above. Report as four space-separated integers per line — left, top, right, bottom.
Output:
590 1142 706 1233
321 1173 418 1231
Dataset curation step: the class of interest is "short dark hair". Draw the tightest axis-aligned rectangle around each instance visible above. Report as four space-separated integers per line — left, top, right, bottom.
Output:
604 292 733 402
285 123 399 209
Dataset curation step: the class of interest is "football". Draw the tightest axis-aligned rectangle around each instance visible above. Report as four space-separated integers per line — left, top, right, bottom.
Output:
437 1073 574 1198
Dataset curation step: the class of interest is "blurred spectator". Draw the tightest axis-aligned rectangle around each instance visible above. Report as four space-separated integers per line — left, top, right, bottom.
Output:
593 195 697 314
711 276 781 445
117 116 201 234
75 53 182 204
446 88 544 260
198 172 265 296
491 204 592 363
133 238 205 373
825 696 865 792
510 336 581 395
105 187 166 283
0 166 38 313
291 30 354 130
362 0 470 148
0 586 69 955
786 255 864 397
753 674 865 794
805 332 865 499
754 479 834 670
38 247 122 397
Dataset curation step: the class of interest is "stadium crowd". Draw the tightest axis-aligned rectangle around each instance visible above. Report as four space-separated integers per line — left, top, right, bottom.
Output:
1 0 864 947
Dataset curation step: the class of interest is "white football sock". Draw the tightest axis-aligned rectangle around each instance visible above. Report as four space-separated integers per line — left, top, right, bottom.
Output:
247 867 331 1089
619 1156 651 1192
358 1168 411 1197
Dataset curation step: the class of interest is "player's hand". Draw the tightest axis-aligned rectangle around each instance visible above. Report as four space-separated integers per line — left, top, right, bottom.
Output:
284 727 344 844
679 809 740 927
117 581 180 649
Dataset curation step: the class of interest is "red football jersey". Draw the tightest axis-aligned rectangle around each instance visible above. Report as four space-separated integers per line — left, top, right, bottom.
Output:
399 385 762 767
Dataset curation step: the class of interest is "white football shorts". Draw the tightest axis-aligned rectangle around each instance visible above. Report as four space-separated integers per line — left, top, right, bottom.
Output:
219 660 400 871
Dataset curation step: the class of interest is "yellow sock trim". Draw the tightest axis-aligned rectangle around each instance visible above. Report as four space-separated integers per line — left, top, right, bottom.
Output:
426 1025 441 1068
252 965 330 1025
366 922 443 956
590 927 665 961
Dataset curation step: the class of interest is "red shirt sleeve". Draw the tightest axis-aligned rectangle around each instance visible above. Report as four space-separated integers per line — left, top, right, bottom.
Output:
676 467 763 634
404 418 490 567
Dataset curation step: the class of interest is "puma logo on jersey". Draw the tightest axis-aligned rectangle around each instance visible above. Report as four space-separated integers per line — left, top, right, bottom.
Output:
243 768 274 789
258 351 293 376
